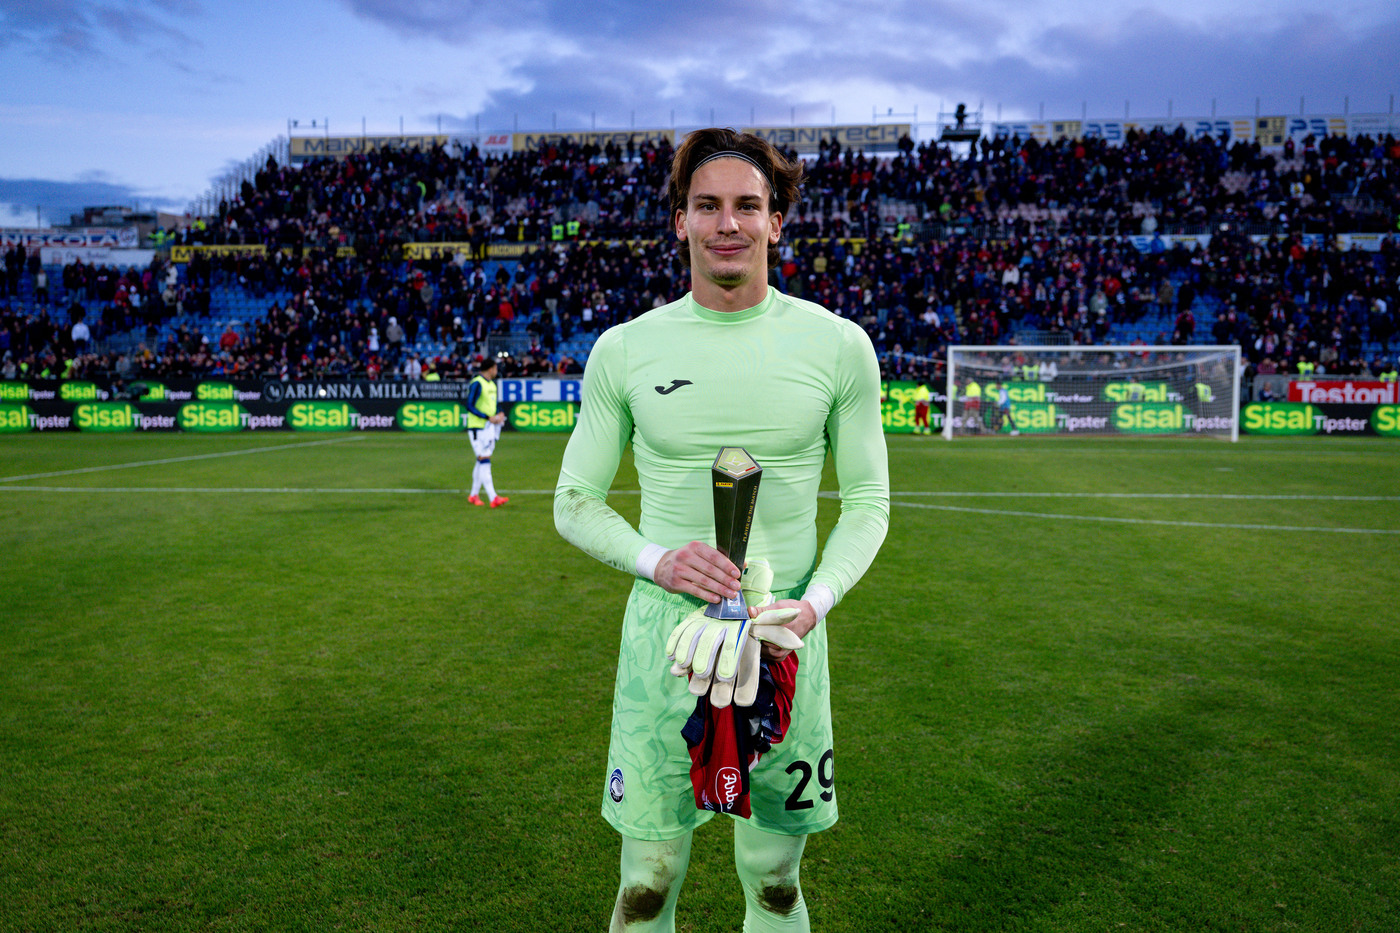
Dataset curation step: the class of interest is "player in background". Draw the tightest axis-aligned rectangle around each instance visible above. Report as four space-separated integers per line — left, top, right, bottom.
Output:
554 128 889 932
466 355 508 508
997 382 1018 435
961 377 982 432
912 380 932 435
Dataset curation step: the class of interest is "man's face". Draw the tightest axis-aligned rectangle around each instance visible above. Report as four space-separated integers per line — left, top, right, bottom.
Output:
676 157 782 292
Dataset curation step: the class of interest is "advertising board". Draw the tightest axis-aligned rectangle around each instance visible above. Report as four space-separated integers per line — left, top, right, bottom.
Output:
0 379 584 434
4 379 1394 437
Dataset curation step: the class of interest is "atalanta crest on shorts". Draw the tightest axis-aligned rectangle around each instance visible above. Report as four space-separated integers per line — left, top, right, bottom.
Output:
609 768 625 803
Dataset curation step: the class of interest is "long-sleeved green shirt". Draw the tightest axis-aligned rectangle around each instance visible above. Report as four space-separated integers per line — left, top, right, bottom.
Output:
554 286 889 607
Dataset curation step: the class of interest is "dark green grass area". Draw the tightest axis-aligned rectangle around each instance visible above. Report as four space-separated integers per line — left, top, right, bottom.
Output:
1 433 1397 931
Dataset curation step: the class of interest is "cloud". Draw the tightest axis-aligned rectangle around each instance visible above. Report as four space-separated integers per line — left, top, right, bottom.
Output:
94 4 196 49
352 0 971 129
343 0 548 42
0 202 44 228
439 3 1400 129
0 0 201 61
0 177 184 228
968 10 1400 118
0 0 101 54
6 0 1395 223
342 0 774 48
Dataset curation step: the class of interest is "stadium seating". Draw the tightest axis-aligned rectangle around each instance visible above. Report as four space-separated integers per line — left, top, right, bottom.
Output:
3 126 1396 383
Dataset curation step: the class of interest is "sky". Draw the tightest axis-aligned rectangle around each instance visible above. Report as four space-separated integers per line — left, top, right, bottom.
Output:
1 0 1396 228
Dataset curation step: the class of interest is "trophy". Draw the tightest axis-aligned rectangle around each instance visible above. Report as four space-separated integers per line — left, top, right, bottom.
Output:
705 447 762 621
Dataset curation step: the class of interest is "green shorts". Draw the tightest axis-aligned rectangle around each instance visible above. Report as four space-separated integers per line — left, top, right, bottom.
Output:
601 580 838 840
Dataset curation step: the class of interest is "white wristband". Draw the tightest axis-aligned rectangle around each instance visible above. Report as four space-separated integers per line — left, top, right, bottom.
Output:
799 583 835 623
635 542 668 581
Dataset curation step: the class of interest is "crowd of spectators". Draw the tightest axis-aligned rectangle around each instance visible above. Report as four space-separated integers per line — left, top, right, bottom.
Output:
2 124 1397 388
944 128 1400 237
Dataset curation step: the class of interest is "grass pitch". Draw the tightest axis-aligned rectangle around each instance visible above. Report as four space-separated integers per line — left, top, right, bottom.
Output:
1 432 1397 932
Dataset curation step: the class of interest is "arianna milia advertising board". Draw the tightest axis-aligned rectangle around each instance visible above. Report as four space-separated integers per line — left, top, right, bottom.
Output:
2 377 1399 437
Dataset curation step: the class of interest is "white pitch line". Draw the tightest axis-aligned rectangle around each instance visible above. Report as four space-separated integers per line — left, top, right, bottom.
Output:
0 486 467 494
889 491 1400 502
0 485 566 495
891 500 1400 535
888 444 1398 456
4 484 1395 534
5 486 1389 509
0 435 366 483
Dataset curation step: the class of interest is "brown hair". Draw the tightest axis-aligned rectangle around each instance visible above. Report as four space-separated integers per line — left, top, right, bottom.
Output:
668 127 803 268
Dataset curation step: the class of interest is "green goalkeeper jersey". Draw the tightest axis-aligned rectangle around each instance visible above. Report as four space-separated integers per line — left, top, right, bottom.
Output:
555 286 889 603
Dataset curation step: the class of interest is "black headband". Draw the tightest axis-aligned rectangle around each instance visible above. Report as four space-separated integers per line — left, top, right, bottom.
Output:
691 150 775 196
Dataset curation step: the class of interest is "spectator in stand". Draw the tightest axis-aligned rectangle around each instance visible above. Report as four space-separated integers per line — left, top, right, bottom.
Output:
384 316 405 366
6 127 1399 383
70 313 91 353
219 322 240 353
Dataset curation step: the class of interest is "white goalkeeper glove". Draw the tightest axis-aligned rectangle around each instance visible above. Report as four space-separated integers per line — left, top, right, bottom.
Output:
726 559 802 707
666 559 803 709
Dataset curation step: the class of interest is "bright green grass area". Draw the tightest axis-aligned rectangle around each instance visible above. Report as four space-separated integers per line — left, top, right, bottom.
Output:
1 433 1397 931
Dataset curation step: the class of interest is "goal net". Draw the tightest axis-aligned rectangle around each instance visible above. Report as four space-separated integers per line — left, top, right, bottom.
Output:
944 345 1241 440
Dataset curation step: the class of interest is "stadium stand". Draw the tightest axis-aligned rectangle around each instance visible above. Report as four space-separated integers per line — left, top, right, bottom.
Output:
1 127 1396 390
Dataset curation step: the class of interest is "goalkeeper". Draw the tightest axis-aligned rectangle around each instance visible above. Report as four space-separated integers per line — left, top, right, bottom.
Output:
555 127 889 932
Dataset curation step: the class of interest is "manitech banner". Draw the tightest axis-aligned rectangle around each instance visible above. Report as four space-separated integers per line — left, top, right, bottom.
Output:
170 243 354 263
0 378 581 433
290 133 512 160
290 134 450 160
512 129 676 152
742 123 911 154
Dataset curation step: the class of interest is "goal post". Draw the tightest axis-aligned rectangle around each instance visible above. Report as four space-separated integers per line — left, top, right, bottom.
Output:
944 345 1242 440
